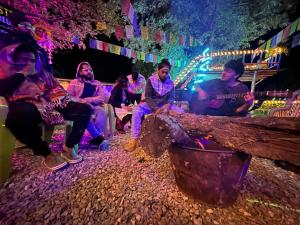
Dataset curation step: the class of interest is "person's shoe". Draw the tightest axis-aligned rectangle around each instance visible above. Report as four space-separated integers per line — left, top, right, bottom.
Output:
60 145 83 164
124 139 137 152
99 140 110 151
43 153 68 171
89 136 105 148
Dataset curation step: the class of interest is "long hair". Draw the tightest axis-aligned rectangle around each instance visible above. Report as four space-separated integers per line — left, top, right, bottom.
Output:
115 75 129 88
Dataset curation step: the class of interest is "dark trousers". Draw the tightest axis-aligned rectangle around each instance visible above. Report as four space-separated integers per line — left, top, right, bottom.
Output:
5 101 92 157
128 93 142 104
116 114 132 130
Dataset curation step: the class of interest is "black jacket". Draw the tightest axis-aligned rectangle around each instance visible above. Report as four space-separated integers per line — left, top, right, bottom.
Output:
108 86 131 108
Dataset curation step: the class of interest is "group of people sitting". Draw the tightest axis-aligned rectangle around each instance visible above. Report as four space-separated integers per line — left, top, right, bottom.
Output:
0 13 254 172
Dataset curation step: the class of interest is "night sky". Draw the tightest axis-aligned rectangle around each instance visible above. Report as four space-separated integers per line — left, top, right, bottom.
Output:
53 45 133 84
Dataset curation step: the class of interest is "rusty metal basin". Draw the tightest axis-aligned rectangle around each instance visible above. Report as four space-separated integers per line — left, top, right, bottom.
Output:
168 144 252 207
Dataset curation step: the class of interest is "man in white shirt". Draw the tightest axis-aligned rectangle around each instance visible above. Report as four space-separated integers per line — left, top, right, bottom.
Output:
127 72 146 104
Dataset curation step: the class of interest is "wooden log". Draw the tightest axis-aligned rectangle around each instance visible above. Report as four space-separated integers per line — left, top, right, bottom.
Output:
138 111 300 166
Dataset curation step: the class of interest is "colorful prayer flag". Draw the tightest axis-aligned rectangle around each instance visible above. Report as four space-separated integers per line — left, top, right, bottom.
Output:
96 22 107 31
133 13 141 38
170 32 176 44
290 18 299 35
141 27 149 40
74 36 79 45
126 48 132 58
115 25 125 40
121 0 131 16
165 33 170 44
282 24 291 40
157 56 162 63
153 55 157 63
185 35 190 47
136 51 141 60
179 35 185 46
96 40 103 50
89 39 97 49
125 25 134 39
121 47 127 56
177 60 181 67
160 31 166 44
189 36 194 46
109 44 115 53
140 52 146 61
114 46 121 55
131 50 136 59
148 29 155 41
259 42 266 50
103 42 109 52
276 30 283 45
271 35 277 48
292 33 300 48
128 4 134 24
155 30 161 43
145 53 151 62
265 39 271 50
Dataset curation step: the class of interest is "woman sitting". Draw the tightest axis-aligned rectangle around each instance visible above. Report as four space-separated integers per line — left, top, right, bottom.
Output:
108 76 133 133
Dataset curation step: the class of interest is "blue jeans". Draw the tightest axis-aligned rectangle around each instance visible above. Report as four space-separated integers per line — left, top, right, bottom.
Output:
87 106 107 138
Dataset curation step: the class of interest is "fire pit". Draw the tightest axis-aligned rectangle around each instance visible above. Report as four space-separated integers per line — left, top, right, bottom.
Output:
168 144 252 207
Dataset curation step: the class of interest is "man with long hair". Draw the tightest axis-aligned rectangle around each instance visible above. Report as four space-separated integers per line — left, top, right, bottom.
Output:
67 62 109 150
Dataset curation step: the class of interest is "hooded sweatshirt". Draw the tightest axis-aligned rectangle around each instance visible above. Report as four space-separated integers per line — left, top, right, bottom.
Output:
67 62 109 105
145 73 174 111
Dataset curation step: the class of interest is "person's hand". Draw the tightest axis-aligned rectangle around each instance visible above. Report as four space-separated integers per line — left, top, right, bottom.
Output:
124 105 133 112
196 87 207 100
154 103 170 115
244 92 254 106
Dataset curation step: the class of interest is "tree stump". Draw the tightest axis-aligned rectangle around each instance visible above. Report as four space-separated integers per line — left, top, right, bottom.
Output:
138 111 300 166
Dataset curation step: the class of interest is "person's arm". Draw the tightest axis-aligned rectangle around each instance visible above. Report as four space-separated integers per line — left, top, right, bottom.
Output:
108 87 123 108
131 77 147 93
145 79 159 111
66 80 82 102
0 73 25 96
81 83 107 105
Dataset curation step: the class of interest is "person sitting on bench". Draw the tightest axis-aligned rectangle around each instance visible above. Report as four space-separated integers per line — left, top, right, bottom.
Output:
67 62 110 150
0 43 92 171
108 76 133 134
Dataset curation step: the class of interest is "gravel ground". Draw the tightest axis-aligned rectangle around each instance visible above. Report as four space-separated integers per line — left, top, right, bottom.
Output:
0 131 299 225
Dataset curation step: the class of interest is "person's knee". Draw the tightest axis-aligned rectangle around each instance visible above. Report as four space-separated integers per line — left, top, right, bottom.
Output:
133 105 143 115
6 102 40 125
79 103 93 117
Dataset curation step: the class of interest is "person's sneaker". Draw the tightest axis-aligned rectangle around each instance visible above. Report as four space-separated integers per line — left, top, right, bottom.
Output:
99 140 110 151
60 145 83 164
89 136 105 148
124 139 137 152
43 153 68 171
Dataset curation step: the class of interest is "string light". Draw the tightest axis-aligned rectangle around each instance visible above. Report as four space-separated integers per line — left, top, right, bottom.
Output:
175 48 210 86
203 47 285 57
